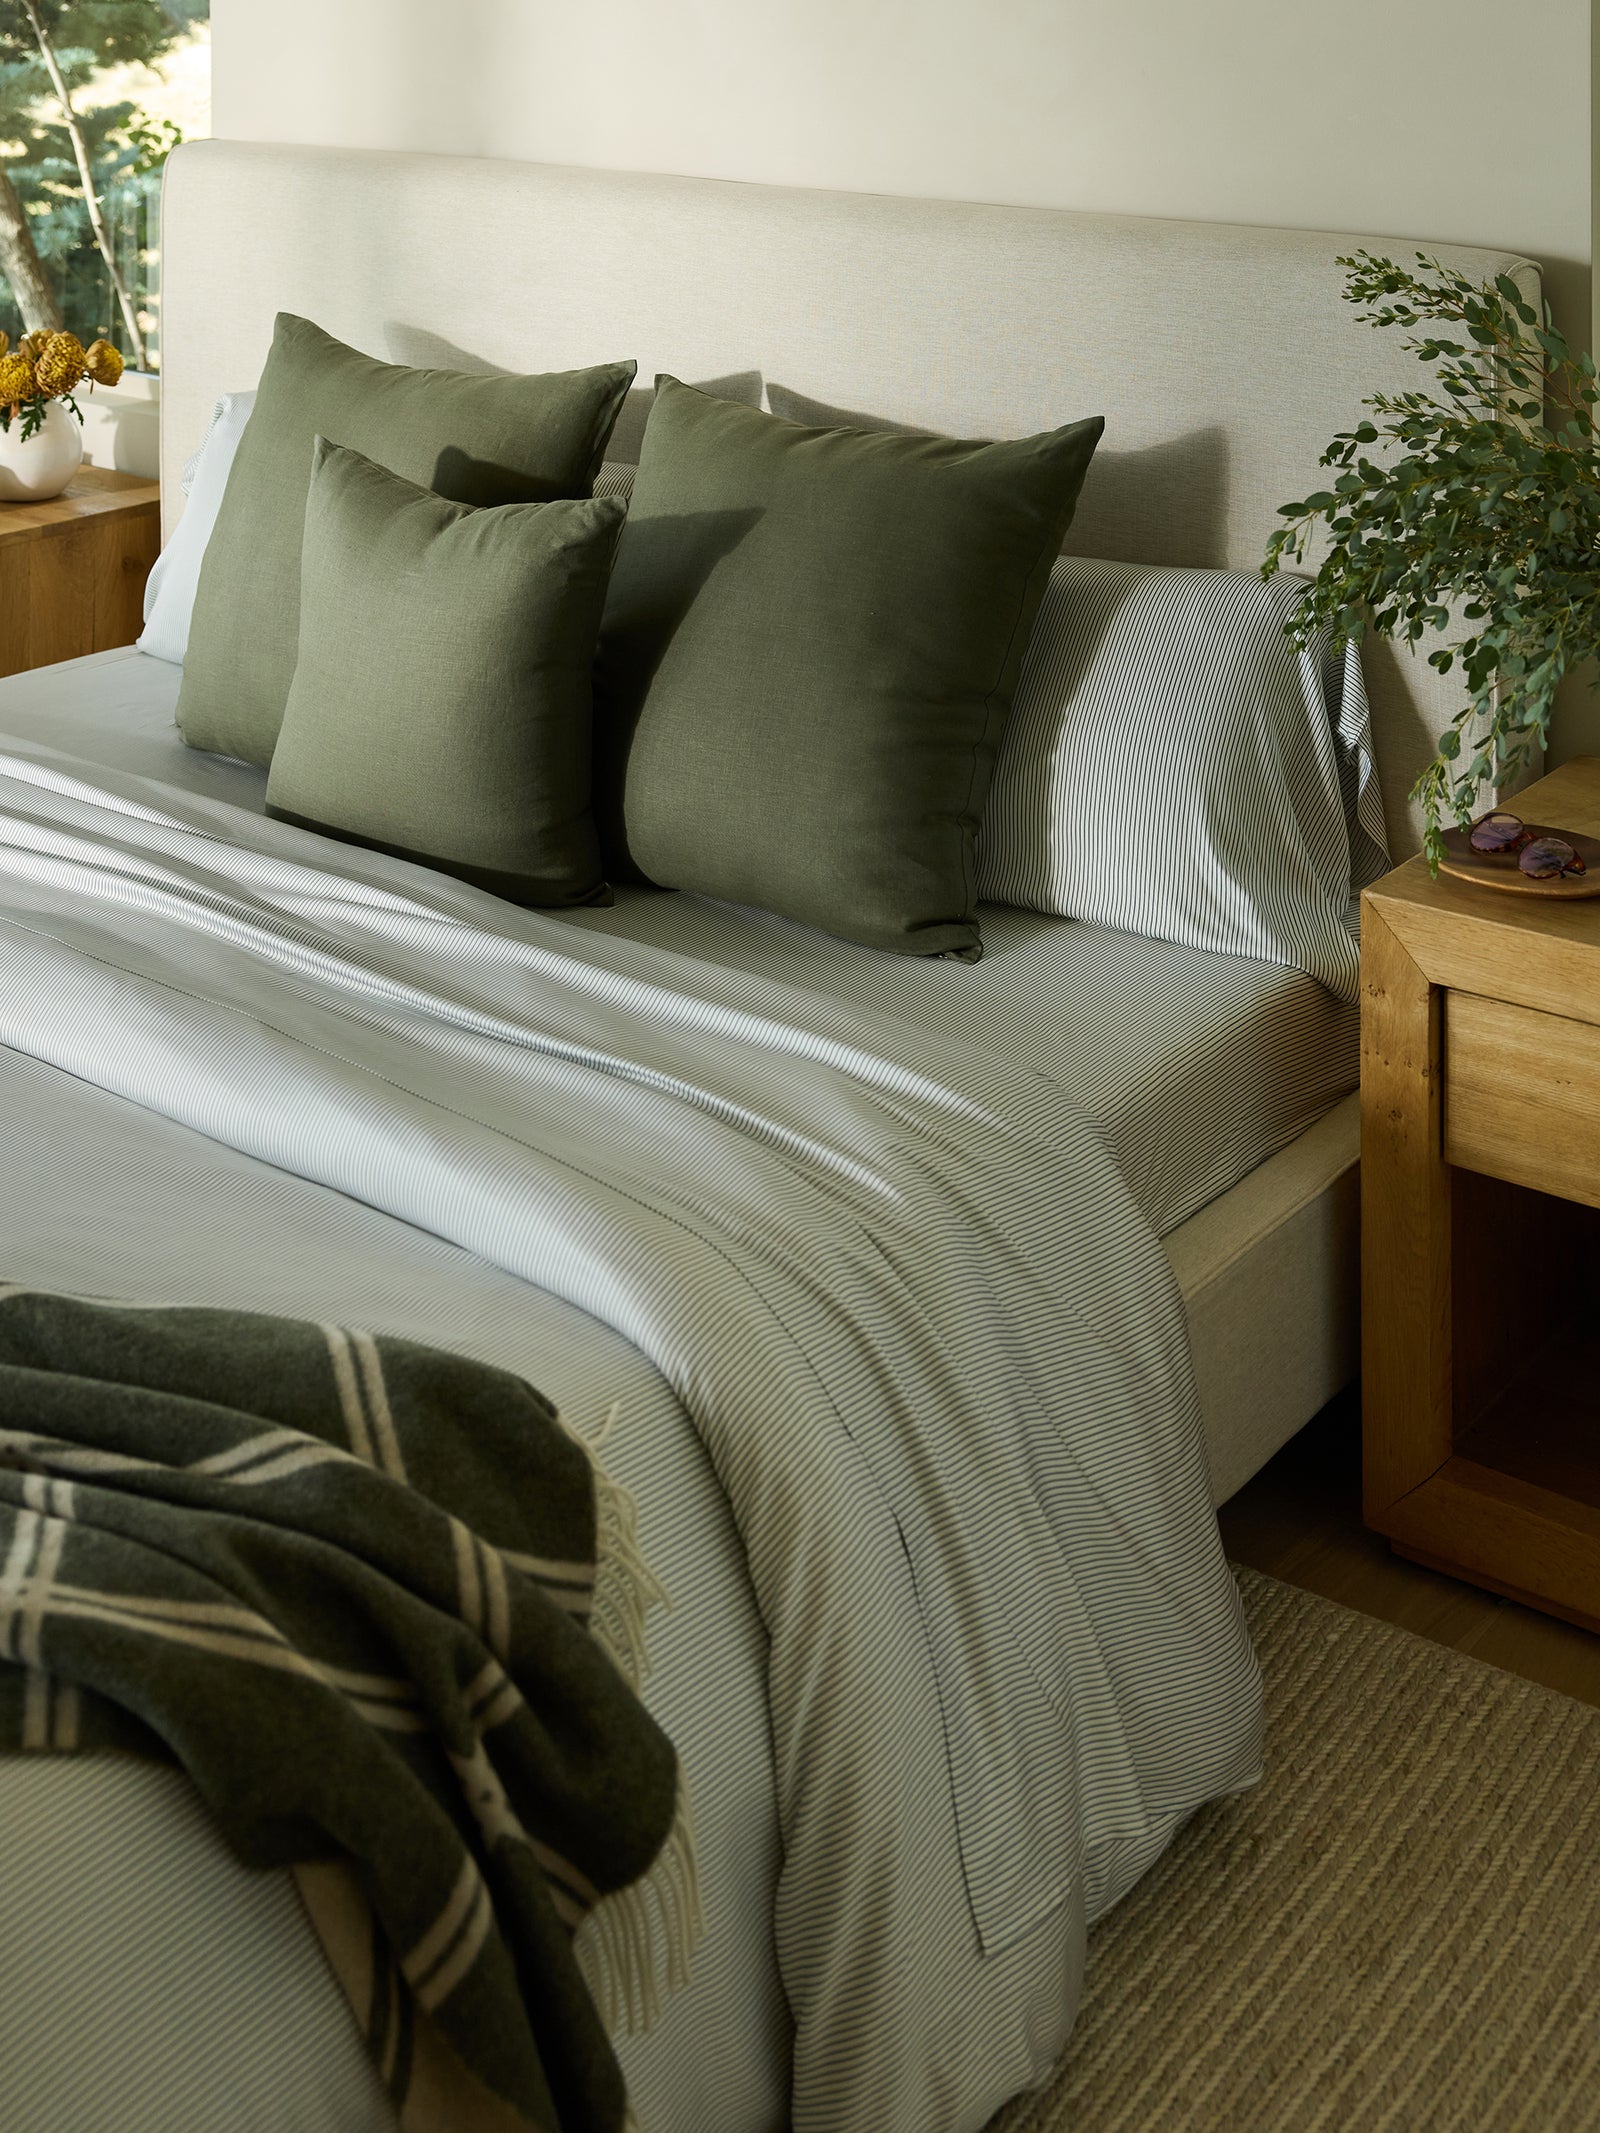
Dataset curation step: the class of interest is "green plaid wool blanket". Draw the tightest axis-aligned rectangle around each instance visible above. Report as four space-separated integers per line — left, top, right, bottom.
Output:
0 1285 698 2133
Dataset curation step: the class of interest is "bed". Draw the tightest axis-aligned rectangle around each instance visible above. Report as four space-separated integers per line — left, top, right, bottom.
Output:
0 144 1540 2133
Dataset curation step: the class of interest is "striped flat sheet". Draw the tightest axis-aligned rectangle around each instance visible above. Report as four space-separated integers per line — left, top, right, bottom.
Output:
0 649 1362 1246
0 1040 786 2133
0 732 1264 2132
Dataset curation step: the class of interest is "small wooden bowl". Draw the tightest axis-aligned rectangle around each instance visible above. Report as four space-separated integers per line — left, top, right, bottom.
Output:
1437 821 1600 900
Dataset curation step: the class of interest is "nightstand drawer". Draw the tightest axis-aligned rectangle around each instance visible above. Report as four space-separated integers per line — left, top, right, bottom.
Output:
0 468 160 678
1445 991 1600 1210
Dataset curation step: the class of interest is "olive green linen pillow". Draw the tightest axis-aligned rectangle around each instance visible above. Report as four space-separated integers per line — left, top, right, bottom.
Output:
593 376 1104 959
179 313 635 767
264 438 624 907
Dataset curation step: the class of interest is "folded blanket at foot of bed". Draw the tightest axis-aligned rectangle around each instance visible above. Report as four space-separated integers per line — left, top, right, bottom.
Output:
0 1286 697 2133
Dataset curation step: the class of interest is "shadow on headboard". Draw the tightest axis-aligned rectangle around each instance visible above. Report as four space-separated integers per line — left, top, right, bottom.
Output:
385 324 508 374
1069 427 1230 570
382 323 763 470
605 375 763 463
768 382 1230 568
766 384 935 437
384 321 1232 567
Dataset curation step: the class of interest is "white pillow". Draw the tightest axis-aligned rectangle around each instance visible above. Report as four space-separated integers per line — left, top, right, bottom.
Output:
976 556 1389 1004
137 390 257 666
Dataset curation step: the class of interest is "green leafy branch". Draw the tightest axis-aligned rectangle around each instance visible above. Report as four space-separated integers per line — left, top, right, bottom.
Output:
122 109 181 176
1263 250 1600 869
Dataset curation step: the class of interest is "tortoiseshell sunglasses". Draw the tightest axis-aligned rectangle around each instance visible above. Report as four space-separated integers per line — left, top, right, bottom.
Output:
1467 811 1587 880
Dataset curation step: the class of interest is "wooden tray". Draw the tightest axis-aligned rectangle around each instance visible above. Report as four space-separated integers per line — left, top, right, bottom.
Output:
1438 821 1600 900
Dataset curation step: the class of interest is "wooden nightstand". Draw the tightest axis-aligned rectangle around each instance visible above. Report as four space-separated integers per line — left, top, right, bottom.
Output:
0 464 161 679
1362 755 1600 1631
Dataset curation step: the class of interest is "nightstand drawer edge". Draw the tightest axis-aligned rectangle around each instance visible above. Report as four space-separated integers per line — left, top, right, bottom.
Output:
1444 991 1600 1209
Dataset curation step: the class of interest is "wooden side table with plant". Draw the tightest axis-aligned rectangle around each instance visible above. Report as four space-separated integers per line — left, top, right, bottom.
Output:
0 322 156 677
1361 758 1600 1629
1266 250 1600 1629
0 464 160 678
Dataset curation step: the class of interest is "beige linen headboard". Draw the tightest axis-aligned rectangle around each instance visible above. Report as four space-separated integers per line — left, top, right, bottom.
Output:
160 141 1541 857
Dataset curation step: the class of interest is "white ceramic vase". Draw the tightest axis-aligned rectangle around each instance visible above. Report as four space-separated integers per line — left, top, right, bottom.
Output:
0 399 84 504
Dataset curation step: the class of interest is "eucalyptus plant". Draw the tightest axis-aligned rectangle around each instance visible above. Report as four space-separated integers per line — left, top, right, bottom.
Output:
1264 251 1600 867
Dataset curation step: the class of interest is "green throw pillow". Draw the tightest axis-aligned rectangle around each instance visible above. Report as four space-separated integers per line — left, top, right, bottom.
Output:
179 314 635 767
593 376 1103 958
264 438 624 908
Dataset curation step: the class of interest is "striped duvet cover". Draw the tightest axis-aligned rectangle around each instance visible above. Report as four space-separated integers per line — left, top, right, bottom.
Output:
0 736 1262 2133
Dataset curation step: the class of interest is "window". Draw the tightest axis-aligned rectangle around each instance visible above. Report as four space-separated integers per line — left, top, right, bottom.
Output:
0 1 210 376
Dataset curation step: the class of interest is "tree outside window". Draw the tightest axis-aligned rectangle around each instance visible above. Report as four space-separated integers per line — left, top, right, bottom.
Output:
0 1 209 375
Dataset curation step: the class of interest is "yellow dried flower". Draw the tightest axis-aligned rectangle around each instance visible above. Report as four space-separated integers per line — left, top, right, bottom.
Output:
0 351 38 405
34 332 86 398
83 338 125 389
0 330 8 360
21 331 52 363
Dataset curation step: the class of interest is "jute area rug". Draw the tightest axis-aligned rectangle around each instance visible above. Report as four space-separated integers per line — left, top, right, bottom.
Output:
987 1567 1600 2133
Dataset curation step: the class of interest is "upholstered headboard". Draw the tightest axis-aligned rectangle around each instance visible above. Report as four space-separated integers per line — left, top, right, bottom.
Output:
160 141 1541 857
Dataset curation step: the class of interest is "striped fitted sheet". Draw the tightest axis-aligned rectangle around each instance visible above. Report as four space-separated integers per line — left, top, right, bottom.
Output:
0 657 1348 2133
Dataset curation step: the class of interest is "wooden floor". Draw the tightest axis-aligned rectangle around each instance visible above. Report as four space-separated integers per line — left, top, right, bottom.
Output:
1218 1389 1600 1712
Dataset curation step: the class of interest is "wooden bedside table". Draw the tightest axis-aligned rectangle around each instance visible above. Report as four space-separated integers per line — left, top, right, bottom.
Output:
1362 755 1600 1631
0 464 161 680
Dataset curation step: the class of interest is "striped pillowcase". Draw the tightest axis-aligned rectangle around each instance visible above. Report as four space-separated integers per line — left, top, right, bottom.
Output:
976 557 1389 1002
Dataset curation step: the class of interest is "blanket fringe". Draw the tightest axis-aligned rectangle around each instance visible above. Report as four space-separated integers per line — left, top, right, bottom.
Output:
583 1401 668 1696
576 1772 703 2036
564 1402 706 2037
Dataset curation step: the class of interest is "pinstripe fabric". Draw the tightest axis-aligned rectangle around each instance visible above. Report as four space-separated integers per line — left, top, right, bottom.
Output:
0 654 1353 2133
0 1756 394 2133
558 891 1358 1245
0 728 1266 2131
0 640 1360 1247
0 912 1347 2133
976 557 1388 1001
0 1043 786 2133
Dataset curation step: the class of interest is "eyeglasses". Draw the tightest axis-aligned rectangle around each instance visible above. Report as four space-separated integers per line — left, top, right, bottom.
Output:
1467 811 1587 880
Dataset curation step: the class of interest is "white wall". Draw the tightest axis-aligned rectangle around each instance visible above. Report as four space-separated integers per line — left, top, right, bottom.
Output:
211 0 1592 341
210 0 1597 754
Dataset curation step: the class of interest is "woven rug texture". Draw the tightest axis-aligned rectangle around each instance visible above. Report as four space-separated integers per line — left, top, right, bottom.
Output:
986 1566 1600 2133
